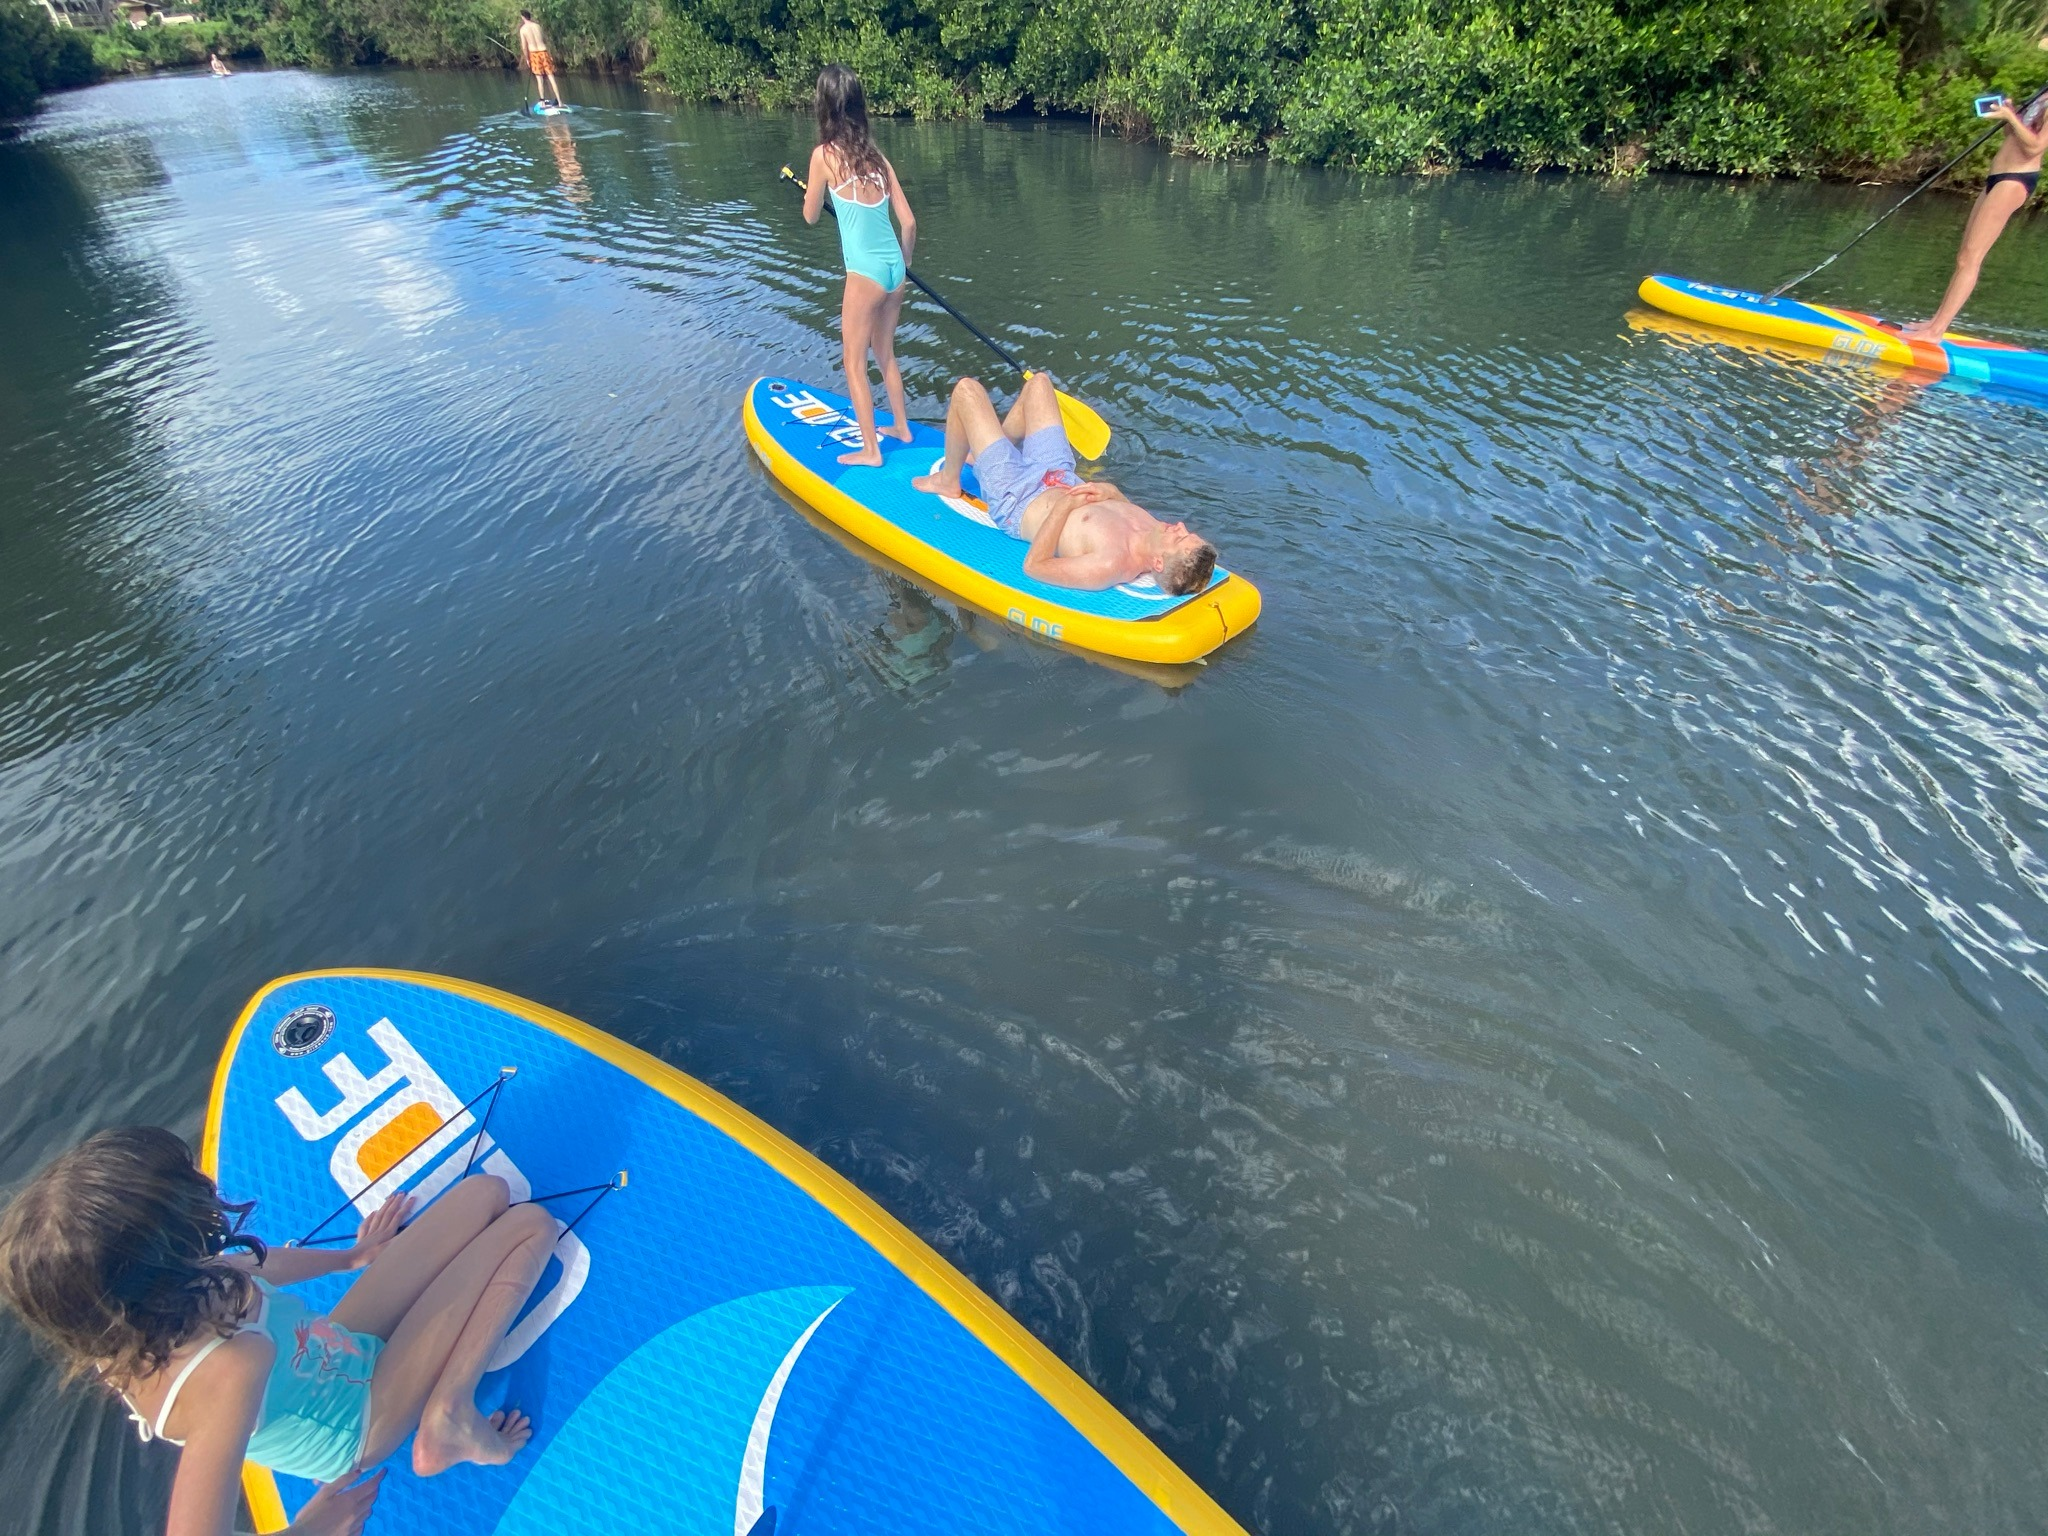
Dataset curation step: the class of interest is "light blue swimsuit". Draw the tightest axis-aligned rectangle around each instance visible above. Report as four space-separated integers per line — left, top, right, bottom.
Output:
830 170 906 292
125 1278 383 1484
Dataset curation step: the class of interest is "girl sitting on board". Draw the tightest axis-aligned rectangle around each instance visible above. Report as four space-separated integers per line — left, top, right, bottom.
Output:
0 1127 558 1536
803 64 918 466
1903 79 2048 339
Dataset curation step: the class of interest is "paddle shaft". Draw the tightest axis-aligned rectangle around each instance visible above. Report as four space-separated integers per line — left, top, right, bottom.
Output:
1766 86 2048 301
782 168 1030 379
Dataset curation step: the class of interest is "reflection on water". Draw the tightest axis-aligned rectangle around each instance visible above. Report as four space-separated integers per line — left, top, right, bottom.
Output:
6 69 2048 1536
543 116 588 204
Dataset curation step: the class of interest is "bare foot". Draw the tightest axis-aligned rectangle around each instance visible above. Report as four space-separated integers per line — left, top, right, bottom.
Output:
882 423 914 443
412 1405 533 1476
837 445 885 467
911 470 959 496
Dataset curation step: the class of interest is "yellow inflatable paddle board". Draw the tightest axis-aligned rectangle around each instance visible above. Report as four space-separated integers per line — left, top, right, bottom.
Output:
743 379 1260 666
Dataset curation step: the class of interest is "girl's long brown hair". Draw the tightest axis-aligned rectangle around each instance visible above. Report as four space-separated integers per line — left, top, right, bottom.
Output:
0 1127 267 1387
815 64 885 186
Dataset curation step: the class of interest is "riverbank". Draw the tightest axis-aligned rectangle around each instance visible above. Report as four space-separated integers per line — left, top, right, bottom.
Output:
7 0 2047 183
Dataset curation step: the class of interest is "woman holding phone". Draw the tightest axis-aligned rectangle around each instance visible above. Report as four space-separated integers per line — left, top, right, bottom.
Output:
1903 74 2048 338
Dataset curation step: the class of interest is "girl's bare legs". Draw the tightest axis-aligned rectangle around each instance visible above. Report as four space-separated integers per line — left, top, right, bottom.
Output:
331 1175 509 1339
872 284 913 444
351 1200 559 1475
839 274 888 466
1903 180 2031 338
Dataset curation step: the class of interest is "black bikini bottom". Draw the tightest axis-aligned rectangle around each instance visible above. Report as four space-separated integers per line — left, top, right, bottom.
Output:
1985 171 2039 197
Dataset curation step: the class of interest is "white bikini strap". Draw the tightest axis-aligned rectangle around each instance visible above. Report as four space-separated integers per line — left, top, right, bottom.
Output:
148 1331 235 1442
829 163 885 197
125 1294 265 1445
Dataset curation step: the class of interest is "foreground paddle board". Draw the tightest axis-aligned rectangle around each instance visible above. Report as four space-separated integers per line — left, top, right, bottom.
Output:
1640 274 2048 401
743 378 1260 665
204 970 1246 1536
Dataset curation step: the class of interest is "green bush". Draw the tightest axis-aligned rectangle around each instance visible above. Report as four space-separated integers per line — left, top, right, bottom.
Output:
0 0 97 117
634 0 1944 174
92 17 253 73
18 0 2048 182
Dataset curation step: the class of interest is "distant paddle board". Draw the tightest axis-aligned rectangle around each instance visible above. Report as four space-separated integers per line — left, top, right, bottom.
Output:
1639 274 2048 402
529 101 571 116
743 378 1259 665
204 970 1249 1536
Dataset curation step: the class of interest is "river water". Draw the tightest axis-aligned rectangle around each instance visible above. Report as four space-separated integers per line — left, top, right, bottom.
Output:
6 66 2048 1535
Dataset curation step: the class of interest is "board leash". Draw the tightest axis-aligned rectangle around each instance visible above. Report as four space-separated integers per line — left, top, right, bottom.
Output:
1764 85 2048 301
530 1171 628 1236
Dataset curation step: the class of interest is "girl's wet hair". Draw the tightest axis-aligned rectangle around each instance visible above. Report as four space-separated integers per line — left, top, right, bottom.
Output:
0 1127 266 1385
815 64 885 185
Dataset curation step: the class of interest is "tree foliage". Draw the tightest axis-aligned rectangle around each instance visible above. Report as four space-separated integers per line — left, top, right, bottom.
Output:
10 0 2048 179
0 0 95 118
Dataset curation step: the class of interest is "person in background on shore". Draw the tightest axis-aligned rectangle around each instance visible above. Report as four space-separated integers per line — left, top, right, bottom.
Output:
1903 75 2048 338
208 50 231 75
802 64 916 467
517 10 562 109
0 1127 559 1536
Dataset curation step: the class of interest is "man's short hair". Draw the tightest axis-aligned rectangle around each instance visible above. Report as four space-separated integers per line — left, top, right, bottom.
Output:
1161 541 1217 596
519 8 532 18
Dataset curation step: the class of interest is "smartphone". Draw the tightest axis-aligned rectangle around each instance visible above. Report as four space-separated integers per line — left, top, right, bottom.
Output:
1975 93 2009 116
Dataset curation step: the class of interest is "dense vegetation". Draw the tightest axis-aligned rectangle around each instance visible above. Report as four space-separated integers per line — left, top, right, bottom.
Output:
0 0 94 116
7 0 2048 183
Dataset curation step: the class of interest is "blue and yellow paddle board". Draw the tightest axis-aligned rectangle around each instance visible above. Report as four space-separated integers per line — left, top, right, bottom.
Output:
203 970 1248 1536
742 378 1259 665
1639 274 2048 400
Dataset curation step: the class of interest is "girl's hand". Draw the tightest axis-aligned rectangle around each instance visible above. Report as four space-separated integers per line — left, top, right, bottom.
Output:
346 1193 413 1270
287 1470 384 1536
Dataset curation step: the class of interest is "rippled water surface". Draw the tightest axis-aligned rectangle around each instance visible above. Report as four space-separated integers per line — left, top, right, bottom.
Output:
7 67 2048 1536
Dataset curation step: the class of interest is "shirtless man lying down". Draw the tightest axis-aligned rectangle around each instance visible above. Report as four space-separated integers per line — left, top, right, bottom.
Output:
911 375 1218 595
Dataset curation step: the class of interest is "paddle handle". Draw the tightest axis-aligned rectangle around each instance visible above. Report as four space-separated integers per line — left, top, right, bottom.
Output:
780 166 1031 381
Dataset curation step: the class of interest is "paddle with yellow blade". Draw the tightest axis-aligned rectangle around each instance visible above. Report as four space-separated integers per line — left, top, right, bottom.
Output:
780 165 1112 460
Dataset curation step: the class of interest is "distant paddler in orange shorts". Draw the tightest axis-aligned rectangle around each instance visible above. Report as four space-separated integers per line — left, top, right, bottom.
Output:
516 10 563 109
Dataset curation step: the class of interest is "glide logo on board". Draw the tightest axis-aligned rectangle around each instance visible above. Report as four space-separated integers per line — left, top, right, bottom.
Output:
273 1016 588 1370
766 382 872 454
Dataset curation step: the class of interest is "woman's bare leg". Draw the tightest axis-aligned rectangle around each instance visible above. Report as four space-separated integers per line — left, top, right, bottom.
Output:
839 274 887 466
330 1176 509 1341
1904 181 2030 338
872 284 913 443
355 1201 558 1475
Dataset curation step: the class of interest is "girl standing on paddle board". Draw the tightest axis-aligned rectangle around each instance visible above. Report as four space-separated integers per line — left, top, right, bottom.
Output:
803 65 918 467
0 1127 558 1536
1904 73 2048 339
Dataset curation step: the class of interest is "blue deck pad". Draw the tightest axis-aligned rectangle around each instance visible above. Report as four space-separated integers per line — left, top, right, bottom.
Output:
751 378 1230 622
214 975 1197 1536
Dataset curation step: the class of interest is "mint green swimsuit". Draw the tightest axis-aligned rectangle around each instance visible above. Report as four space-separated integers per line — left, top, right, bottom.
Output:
125 1278 383 1484
830 170 906 292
